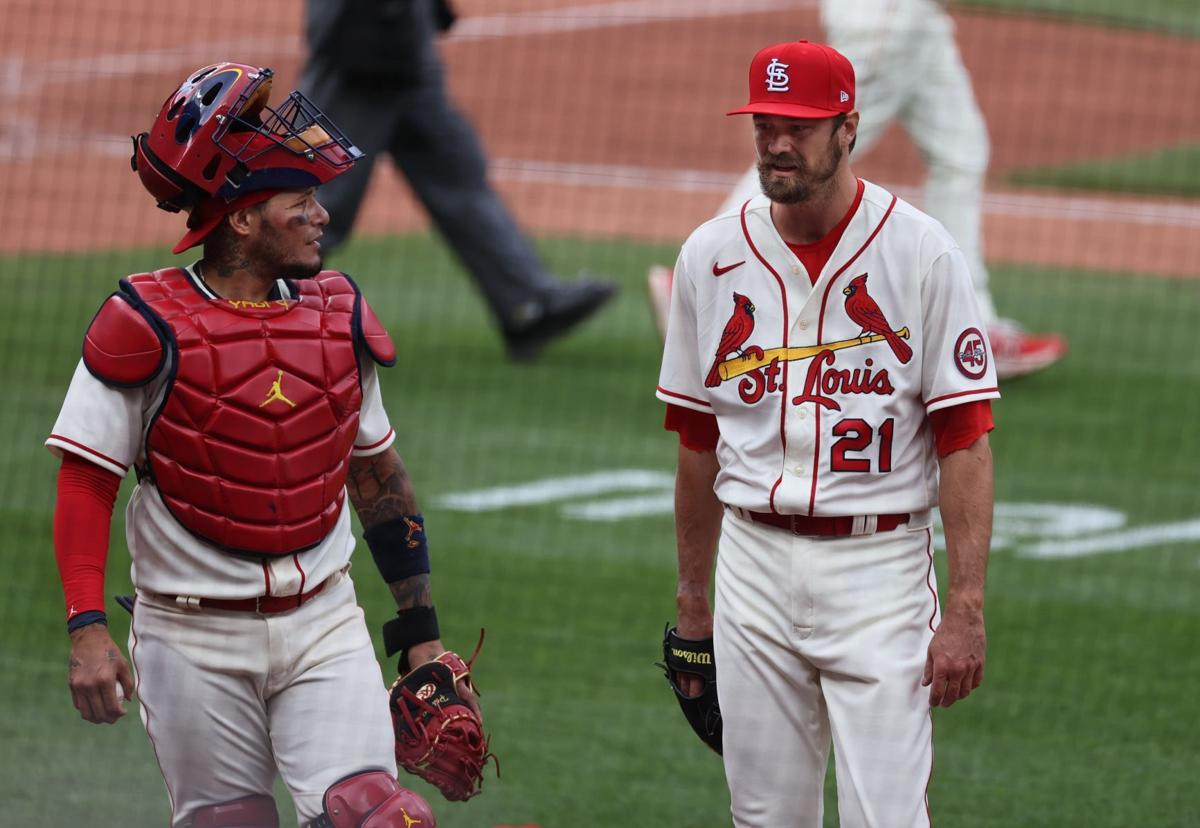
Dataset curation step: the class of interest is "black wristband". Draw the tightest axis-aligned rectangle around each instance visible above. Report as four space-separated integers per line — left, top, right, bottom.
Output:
382 605 440 658
67 611 108 633
363 515 430 583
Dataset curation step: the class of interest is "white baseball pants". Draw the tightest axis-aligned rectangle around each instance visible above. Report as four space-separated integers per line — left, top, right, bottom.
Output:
129 572 396 826
714 510 939 827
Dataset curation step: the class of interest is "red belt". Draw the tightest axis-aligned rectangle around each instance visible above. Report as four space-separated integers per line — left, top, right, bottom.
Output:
738 509 909 537
152 575 331 614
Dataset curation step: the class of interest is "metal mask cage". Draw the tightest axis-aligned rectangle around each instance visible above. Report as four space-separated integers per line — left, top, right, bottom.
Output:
214 89 363 169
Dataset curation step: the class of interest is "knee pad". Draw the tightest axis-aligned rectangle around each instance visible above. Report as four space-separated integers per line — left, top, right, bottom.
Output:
316 770 436 828
190 794 279 828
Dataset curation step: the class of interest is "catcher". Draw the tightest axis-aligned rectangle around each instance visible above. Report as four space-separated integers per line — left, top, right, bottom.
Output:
47 62 490 826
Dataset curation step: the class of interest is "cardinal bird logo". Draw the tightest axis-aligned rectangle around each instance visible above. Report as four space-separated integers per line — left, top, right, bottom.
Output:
706 292 756 387
842 274 912 364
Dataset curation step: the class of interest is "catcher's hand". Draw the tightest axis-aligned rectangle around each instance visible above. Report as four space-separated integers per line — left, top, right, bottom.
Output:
659 624 723 755
389 634 496 801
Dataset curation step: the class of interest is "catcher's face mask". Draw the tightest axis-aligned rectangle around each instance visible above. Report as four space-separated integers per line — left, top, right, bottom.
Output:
132 62 362 213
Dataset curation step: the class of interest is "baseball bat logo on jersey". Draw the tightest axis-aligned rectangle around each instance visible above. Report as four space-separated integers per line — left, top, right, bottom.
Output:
706 273 914 408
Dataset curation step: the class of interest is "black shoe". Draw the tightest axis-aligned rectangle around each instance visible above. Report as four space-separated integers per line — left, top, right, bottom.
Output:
503 279 618 361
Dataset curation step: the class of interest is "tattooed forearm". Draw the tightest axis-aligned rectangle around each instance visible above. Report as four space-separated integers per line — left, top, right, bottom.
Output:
388 574 431 610
346 448 419 531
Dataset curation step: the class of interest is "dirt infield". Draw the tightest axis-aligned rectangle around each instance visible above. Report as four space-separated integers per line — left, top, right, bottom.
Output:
1 0 1197 277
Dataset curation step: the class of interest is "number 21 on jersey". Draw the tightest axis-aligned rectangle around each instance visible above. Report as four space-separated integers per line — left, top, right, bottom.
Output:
831 418 894 472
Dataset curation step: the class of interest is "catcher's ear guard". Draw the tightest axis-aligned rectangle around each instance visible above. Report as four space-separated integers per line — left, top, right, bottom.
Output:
659 624 723 755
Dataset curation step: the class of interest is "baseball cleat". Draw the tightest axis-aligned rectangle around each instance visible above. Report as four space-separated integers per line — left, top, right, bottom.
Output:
988 319 1067 380
646 264 673 341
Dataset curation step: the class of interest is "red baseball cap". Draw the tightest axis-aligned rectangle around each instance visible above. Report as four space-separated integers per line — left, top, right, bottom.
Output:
727 40 855 119
172 189 281 254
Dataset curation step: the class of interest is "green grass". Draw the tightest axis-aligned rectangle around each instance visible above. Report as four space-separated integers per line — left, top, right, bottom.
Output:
958 0 1200 37
1009 143 1200 198
2 236 1199 826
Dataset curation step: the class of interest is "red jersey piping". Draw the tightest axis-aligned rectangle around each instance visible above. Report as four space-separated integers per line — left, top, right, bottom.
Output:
47 434 127 472
925 387 999 408
810 192 898 515
656 386 713 408
740 199 790 514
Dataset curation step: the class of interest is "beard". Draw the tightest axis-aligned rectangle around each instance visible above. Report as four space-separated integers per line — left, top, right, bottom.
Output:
275 257 323 281
252 221 324 280
757 136 843 205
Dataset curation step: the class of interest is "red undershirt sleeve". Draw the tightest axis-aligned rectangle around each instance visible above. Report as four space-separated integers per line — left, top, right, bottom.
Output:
929 399 994 457
55 452 121 622
664 403 720 452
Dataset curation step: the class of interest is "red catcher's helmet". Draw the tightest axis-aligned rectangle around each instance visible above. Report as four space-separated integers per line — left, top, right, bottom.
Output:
131 62 362 212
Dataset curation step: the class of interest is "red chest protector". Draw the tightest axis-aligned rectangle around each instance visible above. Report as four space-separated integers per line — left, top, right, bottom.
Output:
82 267 396 556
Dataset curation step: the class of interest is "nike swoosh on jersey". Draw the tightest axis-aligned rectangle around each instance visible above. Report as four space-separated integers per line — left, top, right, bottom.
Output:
712 260 746 276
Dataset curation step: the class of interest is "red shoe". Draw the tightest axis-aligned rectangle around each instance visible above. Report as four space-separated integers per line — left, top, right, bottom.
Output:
646 265 673 340
988 320 1067 380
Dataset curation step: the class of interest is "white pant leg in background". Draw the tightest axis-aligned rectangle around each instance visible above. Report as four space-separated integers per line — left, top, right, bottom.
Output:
723 0 997 320
130 573 395 827
825 0 996 321
715 512 938 828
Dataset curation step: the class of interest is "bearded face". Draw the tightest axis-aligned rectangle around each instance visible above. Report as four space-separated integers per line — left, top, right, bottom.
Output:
756 125 844 205
245 189 329 280
751 113 849 205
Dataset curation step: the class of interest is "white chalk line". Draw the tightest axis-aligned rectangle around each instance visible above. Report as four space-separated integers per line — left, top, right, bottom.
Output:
448 0 815 41
1 1 1195 232
8 131 1198 235
438 469 675 512
435 470 1200 560
3 130 1196 232
486 158 1200 229
0 0 812 97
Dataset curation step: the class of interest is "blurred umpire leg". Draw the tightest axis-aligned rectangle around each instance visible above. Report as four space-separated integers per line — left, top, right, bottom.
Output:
303 63 614 359
384 71 615 358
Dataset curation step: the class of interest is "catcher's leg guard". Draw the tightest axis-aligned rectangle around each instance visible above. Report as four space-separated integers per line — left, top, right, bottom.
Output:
189 795 279 827
313 770 436 828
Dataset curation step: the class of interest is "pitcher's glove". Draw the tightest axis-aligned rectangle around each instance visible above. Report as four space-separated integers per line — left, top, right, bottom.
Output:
389 640 495 801
659 624 723 754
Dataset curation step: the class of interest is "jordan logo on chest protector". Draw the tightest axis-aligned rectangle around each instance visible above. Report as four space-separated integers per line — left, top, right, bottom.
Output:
258 370 297 408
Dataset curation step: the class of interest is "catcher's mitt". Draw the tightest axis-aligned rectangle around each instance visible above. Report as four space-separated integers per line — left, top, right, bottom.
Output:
659 624 723 755
389 637 495 801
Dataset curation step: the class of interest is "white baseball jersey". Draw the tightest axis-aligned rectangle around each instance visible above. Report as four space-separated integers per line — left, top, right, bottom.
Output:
45 263 396 600
657 181 998 517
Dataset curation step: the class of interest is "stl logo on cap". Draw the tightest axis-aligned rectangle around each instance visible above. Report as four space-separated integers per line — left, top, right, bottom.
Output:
728 41 855 120
765 57 790 92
